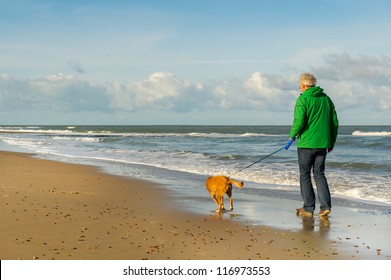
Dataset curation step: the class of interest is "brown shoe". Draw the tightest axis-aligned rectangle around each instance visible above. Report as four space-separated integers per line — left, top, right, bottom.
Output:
318 209 331 217
296 208 313 218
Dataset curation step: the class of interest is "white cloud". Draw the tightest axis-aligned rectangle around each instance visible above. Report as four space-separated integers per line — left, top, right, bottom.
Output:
108 72 201 112
376 86 391 110
312 53 391 110
0 73 111 112
1 53 391 124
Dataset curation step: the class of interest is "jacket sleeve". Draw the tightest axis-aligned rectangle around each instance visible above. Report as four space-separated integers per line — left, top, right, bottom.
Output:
289 97 306 138
329 98 339 148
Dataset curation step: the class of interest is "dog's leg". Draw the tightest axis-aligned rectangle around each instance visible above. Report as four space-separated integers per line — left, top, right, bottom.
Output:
212 195 221 212
227 188 234 210
212 194 219 205
213 195 224 212
219 195 225 212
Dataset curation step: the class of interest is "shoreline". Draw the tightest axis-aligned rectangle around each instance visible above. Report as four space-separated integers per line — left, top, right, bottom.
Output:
0 151 389 260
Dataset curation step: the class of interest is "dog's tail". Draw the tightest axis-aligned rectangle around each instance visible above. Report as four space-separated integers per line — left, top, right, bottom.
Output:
229 179 244 188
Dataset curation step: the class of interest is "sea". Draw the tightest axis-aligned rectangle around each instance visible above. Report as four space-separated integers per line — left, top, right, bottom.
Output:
1 125 390 211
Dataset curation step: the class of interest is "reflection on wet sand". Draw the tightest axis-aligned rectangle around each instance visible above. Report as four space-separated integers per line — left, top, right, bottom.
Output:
297 215 331 235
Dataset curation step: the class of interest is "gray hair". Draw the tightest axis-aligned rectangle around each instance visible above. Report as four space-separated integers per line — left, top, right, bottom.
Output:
300 73 317 87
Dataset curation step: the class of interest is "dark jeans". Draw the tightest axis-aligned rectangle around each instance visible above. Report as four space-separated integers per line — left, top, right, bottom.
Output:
298 148 331 213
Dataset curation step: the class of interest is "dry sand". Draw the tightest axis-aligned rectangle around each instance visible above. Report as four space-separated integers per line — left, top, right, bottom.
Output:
0 151 387 260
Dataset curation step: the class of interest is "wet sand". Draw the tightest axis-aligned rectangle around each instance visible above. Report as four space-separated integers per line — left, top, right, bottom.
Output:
0 151 389 260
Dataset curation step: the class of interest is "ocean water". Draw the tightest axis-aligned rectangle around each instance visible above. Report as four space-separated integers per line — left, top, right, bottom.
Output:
1 125 390 209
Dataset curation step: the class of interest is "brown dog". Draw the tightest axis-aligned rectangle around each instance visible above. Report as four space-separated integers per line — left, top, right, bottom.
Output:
205 175 244 212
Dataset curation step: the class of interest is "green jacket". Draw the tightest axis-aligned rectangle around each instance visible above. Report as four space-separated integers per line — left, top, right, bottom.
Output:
289 86 339 149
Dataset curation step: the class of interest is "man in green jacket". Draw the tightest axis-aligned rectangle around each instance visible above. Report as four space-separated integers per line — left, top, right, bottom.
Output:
289 73 339 218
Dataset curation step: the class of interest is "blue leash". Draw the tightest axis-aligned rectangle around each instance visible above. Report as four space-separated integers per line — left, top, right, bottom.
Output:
233 138 294 175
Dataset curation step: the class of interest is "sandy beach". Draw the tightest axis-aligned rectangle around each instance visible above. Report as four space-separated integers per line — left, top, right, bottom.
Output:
0 151 389 260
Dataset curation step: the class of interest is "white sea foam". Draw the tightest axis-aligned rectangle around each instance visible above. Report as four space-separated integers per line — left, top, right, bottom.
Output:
1 125 390 206
352 130 391 136
333 188 391 205
0 128 74 134
52 136 102 142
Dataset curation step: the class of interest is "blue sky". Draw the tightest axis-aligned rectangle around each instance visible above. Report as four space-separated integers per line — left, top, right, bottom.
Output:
1 0 391 125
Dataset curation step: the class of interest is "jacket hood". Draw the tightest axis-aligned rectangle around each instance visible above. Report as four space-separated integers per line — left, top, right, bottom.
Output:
302 86 325 97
